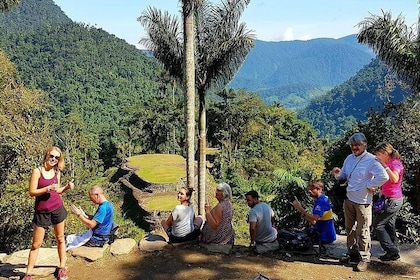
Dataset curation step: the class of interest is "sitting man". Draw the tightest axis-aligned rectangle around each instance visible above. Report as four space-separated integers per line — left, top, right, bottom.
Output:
291 180 336 250
70 185 115 247
245 190 278 253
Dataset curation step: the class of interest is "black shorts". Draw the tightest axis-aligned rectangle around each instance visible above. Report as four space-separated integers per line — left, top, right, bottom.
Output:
33 205 67 228
168 228 201 244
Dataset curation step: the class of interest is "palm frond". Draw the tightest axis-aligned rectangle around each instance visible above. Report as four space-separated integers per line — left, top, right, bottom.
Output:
195 0 255 92
138 7 184 83
357 10 420 92
273 168 306 188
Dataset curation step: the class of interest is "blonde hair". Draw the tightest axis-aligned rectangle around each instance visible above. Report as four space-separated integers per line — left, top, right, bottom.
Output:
43 146 65 172
374 143 401 160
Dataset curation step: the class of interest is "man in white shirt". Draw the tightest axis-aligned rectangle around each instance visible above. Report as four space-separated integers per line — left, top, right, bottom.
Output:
332 132 388 272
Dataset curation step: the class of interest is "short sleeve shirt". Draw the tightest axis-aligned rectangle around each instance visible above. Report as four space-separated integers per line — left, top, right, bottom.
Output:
247 202 277 243
92 201 114 238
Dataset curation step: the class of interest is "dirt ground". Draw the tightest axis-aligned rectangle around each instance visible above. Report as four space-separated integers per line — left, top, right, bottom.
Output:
62 244 419 280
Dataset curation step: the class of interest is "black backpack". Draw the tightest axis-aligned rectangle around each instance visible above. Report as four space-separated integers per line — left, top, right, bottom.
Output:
277 228 318 252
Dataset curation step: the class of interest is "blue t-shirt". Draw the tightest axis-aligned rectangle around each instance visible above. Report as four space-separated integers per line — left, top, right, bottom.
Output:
312 194 336 243
91 201 114 242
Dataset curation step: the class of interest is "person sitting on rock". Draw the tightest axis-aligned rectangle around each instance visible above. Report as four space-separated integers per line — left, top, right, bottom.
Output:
291 180 337 252
200 182 235 246
161 187 203 243
69 185 115 247
245 190 279 253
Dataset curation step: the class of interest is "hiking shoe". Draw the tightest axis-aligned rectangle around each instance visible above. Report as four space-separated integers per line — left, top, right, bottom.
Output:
356 261 368 272
379 252 400 261
349 250 362 264
58 267 68 280
339 255 350 264
22 275 33 280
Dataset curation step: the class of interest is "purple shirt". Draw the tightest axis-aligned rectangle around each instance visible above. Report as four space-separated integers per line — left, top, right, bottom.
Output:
35 171 63 212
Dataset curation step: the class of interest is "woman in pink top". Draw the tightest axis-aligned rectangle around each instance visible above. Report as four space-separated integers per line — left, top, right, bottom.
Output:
373 143 404 262
23 147 74 280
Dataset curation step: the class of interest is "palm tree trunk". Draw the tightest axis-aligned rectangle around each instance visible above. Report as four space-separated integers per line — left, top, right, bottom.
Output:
418 0 420 39
183 0 196 192
198 90 206 215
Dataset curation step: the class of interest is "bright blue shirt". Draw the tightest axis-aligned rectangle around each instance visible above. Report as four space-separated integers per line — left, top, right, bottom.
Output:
313 194 336 243
91 201 114 242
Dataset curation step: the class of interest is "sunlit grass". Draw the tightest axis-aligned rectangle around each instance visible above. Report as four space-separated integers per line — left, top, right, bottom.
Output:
127 154 186 184
143 192 178 211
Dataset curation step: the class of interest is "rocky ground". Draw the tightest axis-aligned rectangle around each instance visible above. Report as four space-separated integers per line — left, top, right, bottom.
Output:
1 235 419 280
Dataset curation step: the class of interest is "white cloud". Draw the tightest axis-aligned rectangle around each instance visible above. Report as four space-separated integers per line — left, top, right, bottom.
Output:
267 28 311 42
282 27 294 41
299 34 312 41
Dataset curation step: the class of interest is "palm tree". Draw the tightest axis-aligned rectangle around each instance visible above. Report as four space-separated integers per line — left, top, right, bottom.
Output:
138 1 196 201
357 6 420 94
183 0 196 200
139 0 255 214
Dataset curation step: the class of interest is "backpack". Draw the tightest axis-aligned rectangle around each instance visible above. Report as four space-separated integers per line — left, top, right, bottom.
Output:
107 222 119 244
277 228 317 252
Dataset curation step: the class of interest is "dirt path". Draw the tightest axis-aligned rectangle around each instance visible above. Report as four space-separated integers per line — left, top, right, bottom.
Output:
63 244 420 280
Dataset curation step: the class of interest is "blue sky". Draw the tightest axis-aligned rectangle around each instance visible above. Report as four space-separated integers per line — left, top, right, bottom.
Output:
53 0 418 48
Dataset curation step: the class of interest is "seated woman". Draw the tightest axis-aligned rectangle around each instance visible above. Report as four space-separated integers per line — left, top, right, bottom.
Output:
200 182 234 245
161 187 202 243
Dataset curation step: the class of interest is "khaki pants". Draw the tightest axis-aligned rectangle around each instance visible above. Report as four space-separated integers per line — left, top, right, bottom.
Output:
344 199 372 262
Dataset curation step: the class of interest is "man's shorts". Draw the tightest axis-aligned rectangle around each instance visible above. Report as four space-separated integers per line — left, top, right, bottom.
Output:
33 205 67 228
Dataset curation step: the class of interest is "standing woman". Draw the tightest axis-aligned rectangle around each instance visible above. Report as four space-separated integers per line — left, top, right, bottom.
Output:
200 182 234 245
161 187 202 243
373 143 404 261
24 147 73 280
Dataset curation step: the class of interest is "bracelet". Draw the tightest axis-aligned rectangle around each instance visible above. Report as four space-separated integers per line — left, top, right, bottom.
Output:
385 167 390 170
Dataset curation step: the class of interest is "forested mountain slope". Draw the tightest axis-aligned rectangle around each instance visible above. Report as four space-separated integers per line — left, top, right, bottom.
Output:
0 0 160 135
0 0 71 30
229 36 375 108
1 0 402 142
298 59 413 138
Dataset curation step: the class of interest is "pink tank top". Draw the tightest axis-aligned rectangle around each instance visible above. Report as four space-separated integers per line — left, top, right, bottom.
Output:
35 168 63 213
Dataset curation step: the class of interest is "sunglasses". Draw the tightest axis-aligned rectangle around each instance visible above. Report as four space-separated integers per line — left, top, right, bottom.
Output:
49 154 60 160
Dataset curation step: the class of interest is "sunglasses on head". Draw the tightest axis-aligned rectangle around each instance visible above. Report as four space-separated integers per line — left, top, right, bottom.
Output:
49 154 60 160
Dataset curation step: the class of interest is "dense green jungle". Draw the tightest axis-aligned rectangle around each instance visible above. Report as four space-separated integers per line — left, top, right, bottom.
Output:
0 0 419 253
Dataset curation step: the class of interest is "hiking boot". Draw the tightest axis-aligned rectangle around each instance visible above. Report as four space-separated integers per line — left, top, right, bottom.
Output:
379 252 400 261
22 275 33 280
349 250 362 264
356 261 368 272
339 254 350 264
58 267 68 280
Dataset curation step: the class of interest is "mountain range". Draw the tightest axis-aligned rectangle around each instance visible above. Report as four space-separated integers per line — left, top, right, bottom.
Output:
230 36 375 109
0 0 411 139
